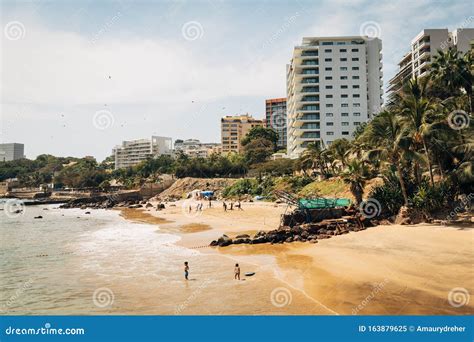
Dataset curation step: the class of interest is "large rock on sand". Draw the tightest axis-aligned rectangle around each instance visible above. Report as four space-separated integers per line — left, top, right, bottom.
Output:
217 234 233 247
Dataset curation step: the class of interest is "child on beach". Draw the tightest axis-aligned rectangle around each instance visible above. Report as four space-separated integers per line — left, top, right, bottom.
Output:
234 263 240 280
184 261 189 280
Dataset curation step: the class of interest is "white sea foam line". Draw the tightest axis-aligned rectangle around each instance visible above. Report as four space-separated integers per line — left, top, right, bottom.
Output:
200 250 339 315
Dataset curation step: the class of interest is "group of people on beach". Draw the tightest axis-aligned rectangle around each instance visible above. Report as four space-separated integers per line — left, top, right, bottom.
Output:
183 261 241 280
223 201 243 212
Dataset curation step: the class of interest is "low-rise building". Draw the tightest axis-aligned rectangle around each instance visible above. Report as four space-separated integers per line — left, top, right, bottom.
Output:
221 114 264 154
113 136 172 170
174 139 221 158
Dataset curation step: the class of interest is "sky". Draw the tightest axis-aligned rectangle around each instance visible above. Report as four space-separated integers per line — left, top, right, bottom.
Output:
1 0 472 161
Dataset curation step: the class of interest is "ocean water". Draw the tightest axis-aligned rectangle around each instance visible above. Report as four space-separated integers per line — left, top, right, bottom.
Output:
0 201 326 315
0 202 205 315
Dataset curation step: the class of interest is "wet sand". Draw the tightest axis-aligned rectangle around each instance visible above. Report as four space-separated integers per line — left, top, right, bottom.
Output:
123 201 474 315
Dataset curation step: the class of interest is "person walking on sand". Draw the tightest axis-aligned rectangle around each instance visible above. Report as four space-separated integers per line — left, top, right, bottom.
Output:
208 198 212 208
237 201 243 211
223 202 227 212
184 261 189 280
234 263 240 280
230 202 233 210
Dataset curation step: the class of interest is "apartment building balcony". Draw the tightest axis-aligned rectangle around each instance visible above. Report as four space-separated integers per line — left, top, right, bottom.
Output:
300 50 319 57
300 77 319 84
301 86 319 93
301 60 319 66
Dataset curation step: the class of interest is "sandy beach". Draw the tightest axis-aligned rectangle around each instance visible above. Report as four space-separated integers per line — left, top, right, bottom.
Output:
121 200 474 315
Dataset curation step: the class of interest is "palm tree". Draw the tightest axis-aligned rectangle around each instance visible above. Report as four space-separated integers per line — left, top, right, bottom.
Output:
360 110 413 206
299 142 328 177
431 47 473 113
327 138 351 173
341 159 369 205
399 76 437 185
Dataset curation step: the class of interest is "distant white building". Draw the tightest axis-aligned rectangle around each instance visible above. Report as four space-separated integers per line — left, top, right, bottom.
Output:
113 136 172 170
174 139 222 158
0 143 25 161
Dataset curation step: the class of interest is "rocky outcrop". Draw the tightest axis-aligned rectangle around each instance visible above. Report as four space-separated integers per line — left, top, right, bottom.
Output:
210 216 374 247
395 206 425 225
60 191 143 209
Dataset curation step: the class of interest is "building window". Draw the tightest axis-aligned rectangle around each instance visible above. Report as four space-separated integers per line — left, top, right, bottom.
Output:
354 103 361 107
340 58 347 61
325 67 332 71
325 58 332 62
341 112 349 117
342 131 349 135
327 132 334 136
326 113 334 117
341 94 348 98
352 48 359 52
353 112 361 116
353 75 360 79
324 49 332 53
353 85 360 89
340 49 347 52
353 94 360 98
341 104 349 107
326 104 333 108
322 42 333 45
352 67 359 70
340 67 348 71
326 94 333 98
325 85 333 89
341 85 348 89
341 76 348 80
342 122 349 126
325 76 333 80
352 57 359 61
326 122 334 126
354 122 361 125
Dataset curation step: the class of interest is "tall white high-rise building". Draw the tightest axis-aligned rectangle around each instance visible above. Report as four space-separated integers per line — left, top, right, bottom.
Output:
388 28 474 102
286 36 383 158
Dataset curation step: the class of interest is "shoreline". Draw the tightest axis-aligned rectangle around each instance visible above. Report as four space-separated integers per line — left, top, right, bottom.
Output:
118 201 474 315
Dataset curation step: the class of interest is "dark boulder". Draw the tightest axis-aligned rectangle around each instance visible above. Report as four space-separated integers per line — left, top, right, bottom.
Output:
217 234 233 247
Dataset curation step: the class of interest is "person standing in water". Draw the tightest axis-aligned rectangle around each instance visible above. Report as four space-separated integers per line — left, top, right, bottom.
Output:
184 261 189 280
234 263 240 280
